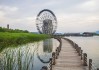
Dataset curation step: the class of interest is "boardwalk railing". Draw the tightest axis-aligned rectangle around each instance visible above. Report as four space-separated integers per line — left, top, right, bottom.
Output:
41 38 98 70
63 38 99 70
83 53 87 66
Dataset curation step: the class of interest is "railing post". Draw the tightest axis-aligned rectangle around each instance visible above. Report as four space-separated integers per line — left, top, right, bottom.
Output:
81 50 83 60
78 47 81 56
50 58 52 70
56 47 59 59
55 48 58 59
77 45 79 53
58 46 60 53
74 43 76 49
58 38 62 53
73 43 75 48
89 59 92 70
76 46 79 53
52 52 56 65
73 42 75 48
83 53 87 66
75 44 78 50
57 47 59 55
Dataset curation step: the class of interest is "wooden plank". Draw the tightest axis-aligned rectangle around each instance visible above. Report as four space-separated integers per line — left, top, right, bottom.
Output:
53 39 88 70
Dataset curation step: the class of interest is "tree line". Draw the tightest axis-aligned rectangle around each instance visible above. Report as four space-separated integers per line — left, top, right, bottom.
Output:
0 27 29 33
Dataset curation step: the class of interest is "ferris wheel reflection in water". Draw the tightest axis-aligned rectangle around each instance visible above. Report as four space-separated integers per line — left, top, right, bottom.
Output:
37 39 53 64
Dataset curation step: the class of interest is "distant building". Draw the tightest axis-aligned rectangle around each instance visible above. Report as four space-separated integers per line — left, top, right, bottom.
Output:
64 33 81 36
7 24 9 29
82 32 94 36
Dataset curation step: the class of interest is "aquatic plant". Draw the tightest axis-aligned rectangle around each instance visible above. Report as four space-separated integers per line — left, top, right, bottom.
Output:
0 32 50 51
0 43 38 70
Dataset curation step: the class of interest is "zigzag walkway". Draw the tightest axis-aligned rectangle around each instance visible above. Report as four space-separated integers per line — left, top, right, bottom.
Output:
52 39 87 70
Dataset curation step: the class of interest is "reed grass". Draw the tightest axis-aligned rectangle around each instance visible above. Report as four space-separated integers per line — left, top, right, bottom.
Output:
1 45 35 70
0 32 50 51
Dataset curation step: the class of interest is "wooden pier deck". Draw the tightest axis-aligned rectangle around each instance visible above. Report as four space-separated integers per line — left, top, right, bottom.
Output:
52 39 87 70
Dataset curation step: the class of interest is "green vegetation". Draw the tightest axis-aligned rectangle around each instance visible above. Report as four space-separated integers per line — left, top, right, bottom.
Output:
0 32 50 51
95 34 99 36
0 27 29 33
1 44 36 70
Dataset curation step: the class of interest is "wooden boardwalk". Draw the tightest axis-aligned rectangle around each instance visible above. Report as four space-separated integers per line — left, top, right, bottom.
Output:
52 39 87 70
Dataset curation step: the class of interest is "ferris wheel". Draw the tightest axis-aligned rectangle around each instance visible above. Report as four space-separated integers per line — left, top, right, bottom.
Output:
36 9 57 35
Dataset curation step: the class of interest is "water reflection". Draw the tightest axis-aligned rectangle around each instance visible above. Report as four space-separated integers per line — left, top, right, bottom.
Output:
37 39 53 63
0 39 58 70
43 39 53 52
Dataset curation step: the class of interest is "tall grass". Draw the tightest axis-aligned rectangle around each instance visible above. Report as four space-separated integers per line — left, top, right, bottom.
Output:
0 32 50 51
1 44 36 70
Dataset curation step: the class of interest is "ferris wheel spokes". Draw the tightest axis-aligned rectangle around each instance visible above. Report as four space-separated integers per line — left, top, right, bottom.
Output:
36 9 57 35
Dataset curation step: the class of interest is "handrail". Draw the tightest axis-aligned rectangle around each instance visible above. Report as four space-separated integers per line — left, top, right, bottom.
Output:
41 37 99 70
63 38 98 70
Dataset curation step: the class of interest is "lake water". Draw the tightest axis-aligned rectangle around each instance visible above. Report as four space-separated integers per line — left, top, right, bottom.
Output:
65 36 99 68
0 37 99 70
0 38 59 70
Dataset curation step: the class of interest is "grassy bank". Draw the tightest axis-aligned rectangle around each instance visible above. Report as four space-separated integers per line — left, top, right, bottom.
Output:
0 32 50 51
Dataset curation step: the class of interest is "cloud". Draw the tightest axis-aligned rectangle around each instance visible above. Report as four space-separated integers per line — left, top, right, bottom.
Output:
77 0 98 12
0 0 99 32
0 5 18 19
56 12 99 32
68 0 99 14
0 5 18 12
3 16 37 32
0 5 18 20
0 11 5 17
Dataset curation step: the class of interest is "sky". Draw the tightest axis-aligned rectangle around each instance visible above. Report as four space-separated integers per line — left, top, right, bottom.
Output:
0 0 99 33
